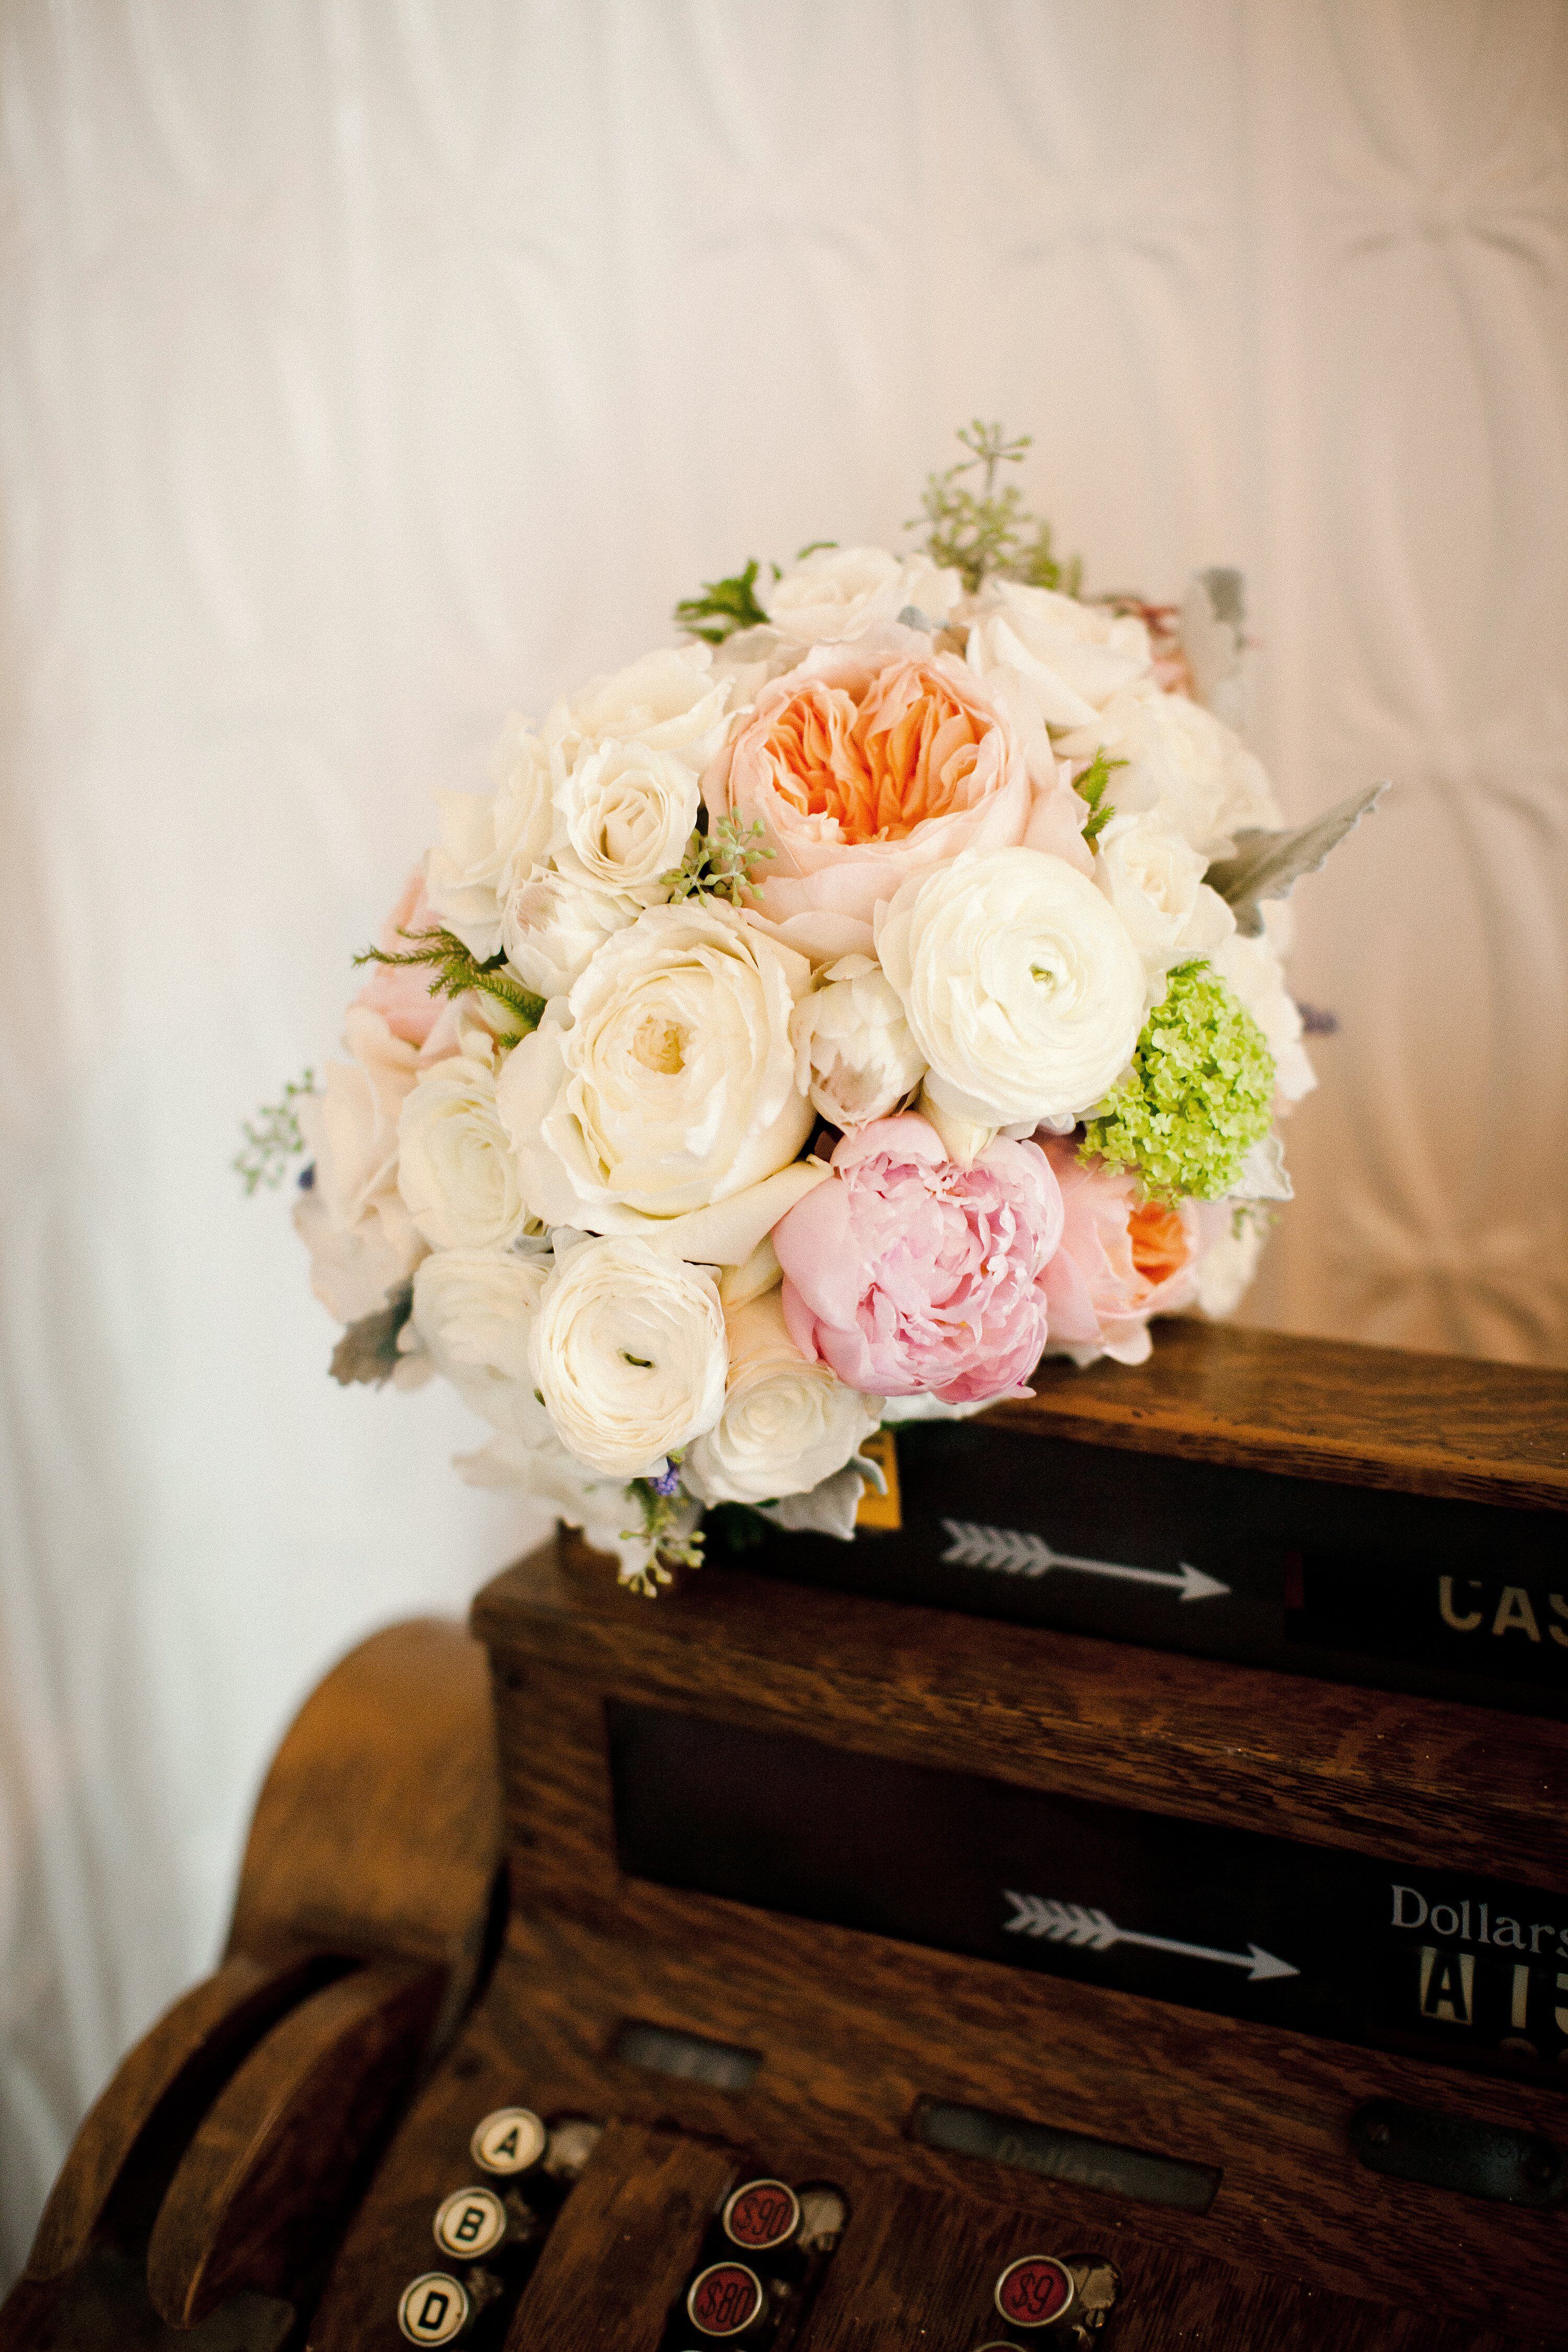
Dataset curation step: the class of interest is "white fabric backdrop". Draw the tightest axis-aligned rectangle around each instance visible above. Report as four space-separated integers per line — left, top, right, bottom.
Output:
2 0 1564 2280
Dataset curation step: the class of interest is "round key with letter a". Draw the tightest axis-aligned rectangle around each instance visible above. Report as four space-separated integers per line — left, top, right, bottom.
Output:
470 2106 547 2176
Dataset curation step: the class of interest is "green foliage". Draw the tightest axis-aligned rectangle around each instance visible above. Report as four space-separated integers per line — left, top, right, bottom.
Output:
353 927 545 1033
705 1501 769 1557
1081 962 1276 1203
673 557 773 644
907 419 1081 595
235 1070 314 1195
1073 749 1124 846
663 813 775 907
622 1478 706 1598
329 1284 413 1388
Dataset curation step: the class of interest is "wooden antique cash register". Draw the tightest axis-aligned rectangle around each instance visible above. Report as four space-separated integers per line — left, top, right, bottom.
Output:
4 1323 1566 2351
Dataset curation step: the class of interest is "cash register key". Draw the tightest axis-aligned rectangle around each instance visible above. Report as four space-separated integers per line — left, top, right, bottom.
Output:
432 2186 509 2262
722 2178 801 2253
994 2254 1078 2330
686 2261 767 2338
469 2106 547 2176
397 2272 471 2345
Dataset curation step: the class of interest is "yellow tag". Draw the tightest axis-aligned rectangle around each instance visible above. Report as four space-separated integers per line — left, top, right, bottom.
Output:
855 1427 902 1531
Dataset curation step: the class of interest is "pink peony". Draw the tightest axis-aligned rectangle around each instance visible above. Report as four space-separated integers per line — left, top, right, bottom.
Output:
772 1113 1064 1405
1039 1137 1201 1366
354 870 443 1048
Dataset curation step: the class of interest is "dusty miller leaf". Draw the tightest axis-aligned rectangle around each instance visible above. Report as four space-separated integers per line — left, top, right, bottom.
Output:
329 1284 413 1389
1206 781 1388 937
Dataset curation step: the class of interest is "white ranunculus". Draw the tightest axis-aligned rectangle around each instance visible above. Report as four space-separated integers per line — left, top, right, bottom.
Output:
530 1236 727 1476
963 580 1154 730
1094 809 1236 997
550 737 698 905
411 1247 551 1437
1057 684 1280 859
498 900 814 1231
1209 919 1317 1102
789 952 926 1128
544 643 731 776
683 1289 882 1508
398 1052 529 1250
492 719 558 884
500 866 633 1001
424 789 508 961
759 545 961 645
292 1007 426 1324
875 846 1146 1127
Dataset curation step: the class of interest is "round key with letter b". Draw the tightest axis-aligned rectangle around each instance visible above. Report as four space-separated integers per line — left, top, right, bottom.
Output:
433 2185 508 2262
398 2271 470 2345
470 2106 547 2176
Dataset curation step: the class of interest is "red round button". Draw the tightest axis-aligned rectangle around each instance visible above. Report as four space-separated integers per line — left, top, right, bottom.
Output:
722 2178 800 2253
687 2261 765 2337
994 2254 1077 2329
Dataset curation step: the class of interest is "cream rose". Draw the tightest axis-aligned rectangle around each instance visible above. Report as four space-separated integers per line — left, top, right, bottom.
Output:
544 643 731 775
411 1247 551 1436
500 866 632 1001
1058 684 1280 858
498 898 814 1231
398 1053 529 1250
875 847 1146 1126
530 1236 727 1475
683 1288 882 1507
964 579 1153 729
1094 809 1236 996
293 1006 425 1323
423 725 557 963
550 737 698 904
1210 914 1316 1103
790 953 926 1128
759 545 960 645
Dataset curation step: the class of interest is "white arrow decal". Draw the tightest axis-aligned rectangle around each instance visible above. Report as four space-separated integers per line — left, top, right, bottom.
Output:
941 1520 1229 1602
1002 1891 1299 1984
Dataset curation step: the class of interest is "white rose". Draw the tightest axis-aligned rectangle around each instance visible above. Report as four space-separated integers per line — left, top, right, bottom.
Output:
1057 684 1280 858
789 952 926 1127
964 579 1154 730
292 1007 425 1324
550 737 698 905
498 899 814 1230
501 866 632 1001
544 643 731 775
410 1247 551 1437
1209 915 1316 1102
530 1236 727 1476
398 1053 528 1250
759 545 960 645
683 1288 882 1507
875 846 1145 1127
1094 809 1236 997
424 725 557 962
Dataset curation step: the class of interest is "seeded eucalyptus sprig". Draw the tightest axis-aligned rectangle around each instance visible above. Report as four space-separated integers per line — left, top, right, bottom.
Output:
662 814 775 907
908 419 1082 596
234 1070 314 1194
353 926 545 1032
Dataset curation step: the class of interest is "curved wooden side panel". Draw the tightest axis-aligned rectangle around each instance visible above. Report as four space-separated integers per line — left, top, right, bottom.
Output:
146 1960 444 2327
23 1952 335 2282
226 1617 502 2032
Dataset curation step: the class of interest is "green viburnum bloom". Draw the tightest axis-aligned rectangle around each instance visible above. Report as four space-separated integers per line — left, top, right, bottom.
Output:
1081 962 1275 1203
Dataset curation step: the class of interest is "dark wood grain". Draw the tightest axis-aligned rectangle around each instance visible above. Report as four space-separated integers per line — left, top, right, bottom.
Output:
478 1537 1568 1893
995 1320 1568 1510
145 1960 442 2326
502 2119 736 2351
22 1953 331 2282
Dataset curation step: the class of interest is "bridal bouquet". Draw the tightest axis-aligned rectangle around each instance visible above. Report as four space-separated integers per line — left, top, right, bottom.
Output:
245 426 1378 1593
